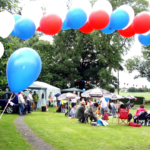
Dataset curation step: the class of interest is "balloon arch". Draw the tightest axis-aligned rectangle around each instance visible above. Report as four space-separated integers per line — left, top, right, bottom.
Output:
1 0 150 93
0 0 149 46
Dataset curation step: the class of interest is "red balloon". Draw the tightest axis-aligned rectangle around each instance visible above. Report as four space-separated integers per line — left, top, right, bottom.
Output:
37 26 42 32
132 13 150 34
43 12 46 15
40 14 62 35
118 24 135 38
79 22 94 34
89 10 109 30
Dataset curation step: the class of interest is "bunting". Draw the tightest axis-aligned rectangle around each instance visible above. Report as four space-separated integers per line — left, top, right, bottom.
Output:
75 80 148 87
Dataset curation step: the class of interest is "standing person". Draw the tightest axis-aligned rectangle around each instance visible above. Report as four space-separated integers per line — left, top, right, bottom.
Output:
110 101 117 117
31 99 35 111
18 92 25 116
100 97 109 117
27 91 33 113
127 100 131 109
75 101 86 123
71 91 77 108
32 91 39 111
48 92 52 107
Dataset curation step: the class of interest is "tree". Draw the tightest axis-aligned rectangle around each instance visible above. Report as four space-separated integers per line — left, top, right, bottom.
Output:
0 36 19 93
125 43 150 81
0 0 20 13
52 30 82 88
86 0 148 91
0 0 20 94
37 0 148 90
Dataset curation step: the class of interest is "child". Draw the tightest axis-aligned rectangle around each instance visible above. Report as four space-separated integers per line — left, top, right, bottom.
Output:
102 109 109 122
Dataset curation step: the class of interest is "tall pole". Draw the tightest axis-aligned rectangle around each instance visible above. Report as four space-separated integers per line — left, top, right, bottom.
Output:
118 69 119 95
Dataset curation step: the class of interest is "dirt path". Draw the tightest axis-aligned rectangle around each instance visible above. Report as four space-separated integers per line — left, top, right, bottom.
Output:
14 116 55 150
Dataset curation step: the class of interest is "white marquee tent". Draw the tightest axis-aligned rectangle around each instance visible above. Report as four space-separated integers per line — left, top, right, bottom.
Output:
24 81 61 108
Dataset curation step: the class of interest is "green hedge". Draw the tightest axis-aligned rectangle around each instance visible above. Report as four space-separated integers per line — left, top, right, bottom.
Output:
110 96 144 105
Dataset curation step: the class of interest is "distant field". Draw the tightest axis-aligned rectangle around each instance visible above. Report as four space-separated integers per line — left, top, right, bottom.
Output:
115 92 150 101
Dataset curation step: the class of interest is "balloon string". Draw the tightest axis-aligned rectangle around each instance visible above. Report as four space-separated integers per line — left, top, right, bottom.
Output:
0 93 15 120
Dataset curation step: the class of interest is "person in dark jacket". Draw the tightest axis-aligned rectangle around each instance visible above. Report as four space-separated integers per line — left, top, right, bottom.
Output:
84 103 98 124
75 101 85 123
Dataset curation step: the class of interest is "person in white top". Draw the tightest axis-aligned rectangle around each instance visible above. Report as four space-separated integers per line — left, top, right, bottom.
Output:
27 91 33 113
71 91 77 108
100 97 109 117
18 92 25 115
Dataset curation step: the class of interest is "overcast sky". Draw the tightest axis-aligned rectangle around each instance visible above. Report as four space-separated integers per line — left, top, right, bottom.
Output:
19 0 150 88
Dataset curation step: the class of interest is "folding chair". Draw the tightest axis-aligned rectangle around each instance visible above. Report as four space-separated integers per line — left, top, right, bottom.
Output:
118 108 129 125
137 112 147 125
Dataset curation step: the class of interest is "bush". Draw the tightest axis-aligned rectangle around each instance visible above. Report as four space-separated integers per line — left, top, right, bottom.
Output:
105 86 115 93
127 87 149 92
145 100 150 104
110 96 145 105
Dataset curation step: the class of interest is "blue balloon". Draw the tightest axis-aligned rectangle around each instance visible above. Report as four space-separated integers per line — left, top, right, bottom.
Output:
110 9 129 30
105 98 110 102
138 33 150 45
7 48 42 93
66 8 87 29
101 23 115 34
14 18 36 40
62 20 70 30
11 14 22 36
83 89 86 92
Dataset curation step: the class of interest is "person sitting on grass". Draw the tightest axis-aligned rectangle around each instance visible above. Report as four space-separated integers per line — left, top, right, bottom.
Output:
102 109 109 122
75 101 86 123
70 106 77 117
84 103 98 124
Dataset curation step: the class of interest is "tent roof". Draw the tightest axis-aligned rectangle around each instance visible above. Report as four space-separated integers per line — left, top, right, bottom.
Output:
61 87 83 92
27 81 60 91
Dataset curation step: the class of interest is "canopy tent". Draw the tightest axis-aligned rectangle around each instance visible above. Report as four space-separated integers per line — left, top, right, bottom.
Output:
61 87 83 96
61 87 83 92
24 81 61 108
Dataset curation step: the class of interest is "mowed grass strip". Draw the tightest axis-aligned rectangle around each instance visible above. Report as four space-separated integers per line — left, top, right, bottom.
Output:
0 113 33 150
24 107 150 150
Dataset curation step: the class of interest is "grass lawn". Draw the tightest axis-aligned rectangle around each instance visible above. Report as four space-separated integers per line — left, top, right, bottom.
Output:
0 113 33 150
24 107 150 150
115 92 150 101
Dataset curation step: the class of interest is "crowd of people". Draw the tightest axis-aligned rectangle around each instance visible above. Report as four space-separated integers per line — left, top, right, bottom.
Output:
18 91 39 116
17 90 150 126
75 97 110 124
54 93 150 126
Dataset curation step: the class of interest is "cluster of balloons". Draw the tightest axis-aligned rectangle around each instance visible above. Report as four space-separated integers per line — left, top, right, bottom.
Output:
7 48 42 93
1 0 150 46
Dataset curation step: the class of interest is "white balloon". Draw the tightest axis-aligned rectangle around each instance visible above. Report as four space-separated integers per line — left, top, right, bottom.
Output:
22 1 43 29
46 0 68 22
118 5 135 29
93 0 113 16
0 42 4 58
71 0 92 19
0 11 15 38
